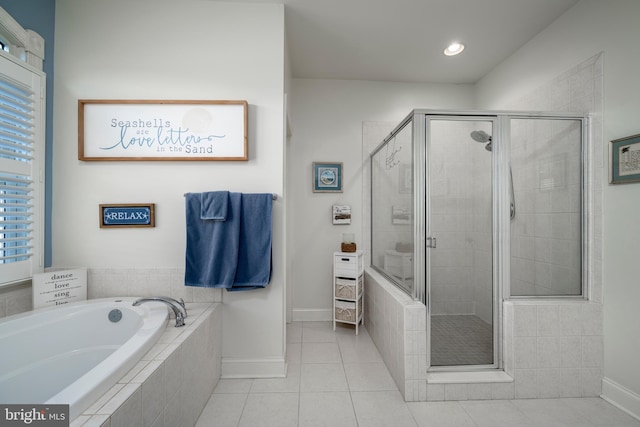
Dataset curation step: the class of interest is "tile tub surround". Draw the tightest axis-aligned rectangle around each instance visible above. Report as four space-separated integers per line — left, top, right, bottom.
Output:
0 281 33 319
87 268 223 304
70 302 222 427
0 268 223 321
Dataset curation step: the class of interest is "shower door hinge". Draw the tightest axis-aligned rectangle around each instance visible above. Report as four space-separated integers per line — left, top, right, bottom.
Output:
426 237 437 249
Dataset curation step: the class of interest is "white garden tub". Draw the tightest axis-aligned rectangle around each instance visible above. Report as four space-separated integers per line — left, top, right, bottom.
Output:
0 297 168 420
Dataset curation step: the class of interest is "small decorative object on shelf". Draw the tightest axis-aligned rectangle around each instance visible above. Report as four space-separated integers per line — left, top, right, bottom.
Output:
341 233 356 252
333 250 364 334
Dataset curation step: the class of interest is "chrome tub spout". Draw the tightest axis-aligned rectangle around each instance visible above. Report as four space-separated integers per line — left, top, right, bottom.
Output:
133 296 187 327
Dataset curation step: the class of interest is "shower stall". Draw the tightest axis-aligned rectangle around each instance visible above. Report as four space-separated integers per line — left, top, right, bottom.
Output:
370 110 587 371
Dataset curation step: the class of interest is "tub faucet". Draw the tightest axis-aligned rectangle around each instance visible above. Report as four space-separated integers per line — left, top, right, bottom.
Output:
133 296 188 327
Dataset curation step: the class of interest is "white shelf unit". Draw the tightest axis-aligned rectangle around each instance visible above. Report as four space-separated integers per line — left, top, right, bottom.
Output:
333 250 364 334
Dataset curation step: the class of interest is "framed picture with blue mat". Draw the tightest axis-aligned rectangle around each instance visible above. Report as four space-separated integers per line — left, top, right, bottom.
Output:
313 162 343 192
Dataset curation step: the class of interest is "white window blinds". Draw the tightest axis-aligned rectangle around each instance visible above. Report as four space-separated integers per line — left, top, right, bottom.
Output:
0 52 43 286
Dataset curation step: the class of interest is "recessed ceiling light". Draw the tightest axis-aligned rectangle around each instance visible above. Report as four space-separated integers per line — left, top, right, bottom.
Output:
444 42 465 56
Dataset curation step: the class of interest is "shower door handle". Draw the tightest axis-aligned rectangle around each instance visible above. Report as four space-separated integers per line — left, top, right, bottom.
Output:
426 237 437 249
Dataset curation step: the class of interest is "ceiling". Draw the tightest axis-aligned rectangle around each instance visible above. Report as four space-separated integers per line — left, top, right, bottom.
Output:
222 0 580 84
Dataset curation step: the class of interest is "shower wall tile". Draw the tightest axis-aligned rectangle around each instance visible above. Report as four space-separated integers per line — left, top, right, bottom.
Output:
562 368 583 397
404 380 427 402
491 382 515 400
513 305 537 336
426 384 445 401
364 270 427 402
502 303 515 376
505 299 603 398
581 368 603 396
537 336 562 368
467 383 492 400
444 384 468 401
537 369 562 398
581 336 604 368
536 305 560 336
581 303 603 336
515 369 538 398
559 304 582 335
560 336 583 368
514 337 537 368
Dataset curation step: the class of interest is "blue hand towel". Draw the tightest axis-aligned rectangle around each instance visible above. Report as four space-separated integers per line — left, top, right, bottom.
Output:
200 191 228 221
229 193 273 291
184 192 242 288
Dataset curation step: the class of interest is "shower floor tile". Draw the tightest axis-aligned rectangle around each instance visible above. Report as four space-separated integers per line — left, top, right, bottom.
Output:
430 314 493 366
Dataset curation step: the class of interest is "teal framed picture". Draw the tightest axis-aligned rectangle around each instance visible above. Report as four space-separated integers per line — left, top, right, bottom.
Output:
312 162 343 192
610 133 640 184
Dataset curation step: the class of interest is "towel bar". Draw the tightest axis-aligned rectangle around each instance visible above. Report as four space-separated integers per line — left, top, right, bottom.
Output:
183 192 277 200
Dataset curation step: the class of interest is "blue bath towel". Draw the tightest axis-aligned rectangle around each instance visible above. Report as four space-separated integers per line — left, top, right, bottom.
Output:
229 193 272 291
184 192 241 288
184 191 272 291
200 191 229 220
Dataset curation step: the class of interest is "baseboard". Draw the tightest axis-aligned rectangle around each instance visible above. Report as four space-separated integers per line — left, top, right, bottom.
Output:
221 357 287 379
292 308 332 322
601 377 640 421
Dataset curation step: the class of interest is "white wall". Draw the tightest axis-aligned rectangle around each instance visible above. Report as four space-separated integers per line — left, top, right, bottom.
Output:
476 0 640 415
289 79 474 320
53 0 286 377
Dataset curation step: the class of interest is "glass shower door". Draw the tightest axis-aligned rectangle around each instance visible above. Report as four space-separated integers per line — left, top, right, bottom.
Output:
427 118 495 368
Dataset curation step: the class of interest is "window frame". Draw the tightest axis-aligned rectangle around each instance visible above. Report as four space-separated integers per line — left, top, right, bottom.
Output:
0 8 45 287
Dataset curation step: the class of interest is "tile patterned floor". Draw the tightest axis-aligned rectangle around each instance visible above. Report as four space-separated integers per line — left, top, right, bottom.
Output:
431 314 493 366
195 321 640 427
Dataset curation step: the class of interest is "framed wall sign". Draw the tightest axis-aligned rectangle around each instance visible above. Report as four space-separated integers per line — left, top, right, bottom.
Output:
610 133 640 184
333 205 351 224
312 162 343 193
79 100 248 161
100 204 155 228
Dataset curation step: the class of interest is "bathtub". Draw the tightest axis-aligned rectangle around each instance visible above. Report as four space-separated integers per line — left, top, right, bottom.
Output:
0 297 169 421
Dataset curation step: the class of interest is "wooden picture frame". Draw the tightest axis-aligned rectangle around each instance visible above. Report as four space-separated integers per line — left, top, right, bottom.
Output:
79 100 248 161
100 204 155 228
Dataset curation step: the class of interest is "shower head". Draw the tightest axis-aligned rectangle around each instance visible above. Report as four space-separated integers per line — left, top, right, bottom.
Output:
470 130 491 143
485 142 492 152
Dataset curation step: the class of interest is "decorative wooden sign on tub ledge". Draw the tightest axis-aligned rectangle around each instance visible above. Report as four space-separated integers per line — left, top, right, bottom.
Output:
100 204 155 228
79 100 248 161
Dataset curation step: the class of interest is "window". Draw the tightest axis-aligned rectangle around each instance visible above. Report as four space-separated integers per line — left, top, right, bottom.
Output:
0 51 44 286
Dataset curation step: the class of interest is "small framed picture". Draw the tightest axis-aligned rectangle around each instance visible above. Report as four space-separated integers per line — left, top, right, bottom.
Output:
333 205 351 225
312 162 343 192
100 203 155 228
610 133 640 184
